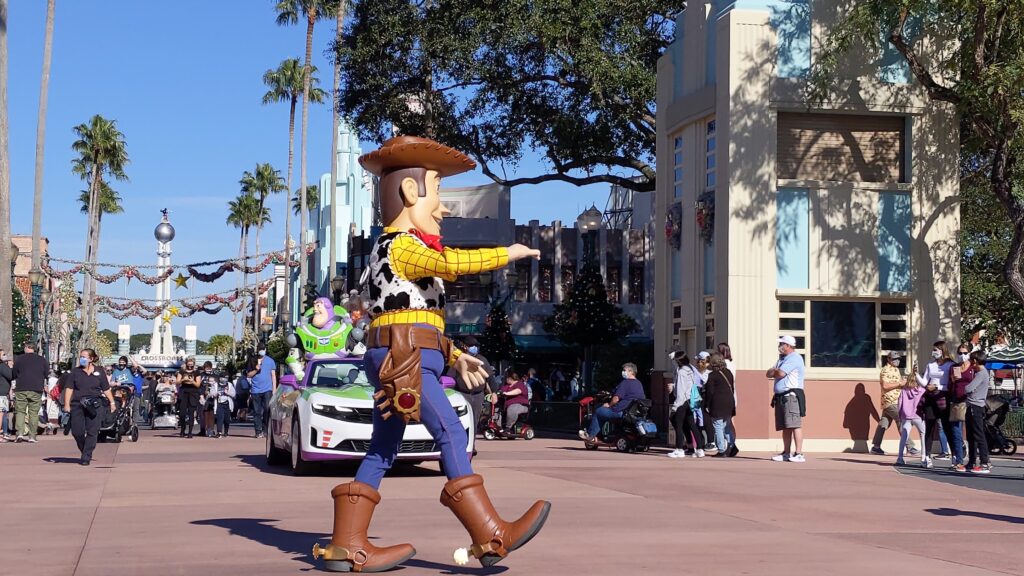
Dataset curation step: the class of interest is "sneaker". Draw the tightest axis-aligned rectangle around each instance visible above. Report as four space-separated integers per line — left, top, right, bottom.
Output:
727 444 740 457
907 448 921 456
694 449 705 458
870 446 886 456
14 435 26 443
982 463 993 473
953 464 966 472
970 466 990 474
667 449 685 458
704 443 716 451
27 437 37 443
934 453 951 460
789 453 806 463
921 457 933 469
895 458 906 466
577 430 589 441
771 453 790 462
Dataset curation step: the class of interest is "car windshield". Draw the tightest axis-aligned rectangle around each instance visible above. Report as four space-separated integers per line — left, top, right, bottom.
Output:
309 361 369 389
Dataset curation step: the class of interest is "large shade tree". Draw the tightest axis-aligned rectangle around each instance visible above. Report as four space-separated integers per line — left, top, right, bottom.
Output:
813 1 1024 331
71 114 129 346
335 0 685 192
262 57 326 328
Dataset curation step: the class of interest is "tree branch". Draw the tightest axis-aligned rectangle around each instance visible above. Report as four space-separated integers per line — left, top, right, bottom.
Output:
888 7 961 105
475 152 654 192
971 2 988 75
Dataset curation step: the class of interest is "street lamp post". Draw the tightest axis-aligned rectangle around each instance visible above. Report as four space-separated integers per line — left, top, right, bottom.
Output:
330 275 345 306
28 268 44 348
260 321 273 348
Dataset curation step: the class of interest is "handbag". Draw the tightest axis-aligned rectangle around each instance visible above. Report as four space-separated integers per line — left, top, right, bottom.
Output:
80 396 102 418
950 402 967 422
0 395 8 412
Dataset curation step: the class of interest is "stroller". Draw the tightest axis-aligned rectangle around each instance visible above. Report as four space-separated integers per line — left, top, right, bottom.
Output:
150 381 179 430
985 396 1018 455
98 385 140 443
579 391 658 452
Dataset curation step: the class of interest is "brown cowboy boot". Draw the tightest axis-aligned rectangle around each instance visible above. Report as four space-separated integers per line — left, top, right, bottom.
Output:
312 482 416 573
440 474 551 567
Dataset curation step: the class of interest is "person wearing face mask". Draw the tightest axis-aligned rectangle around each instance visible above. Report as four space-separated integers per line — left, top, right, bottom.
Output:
914 341 955 460
870 352 916 456
665 350 704 458
176 357 202 438
947 344 973 471
579 363 645 443
452 336 494 435
110 356 134 387
0 350 12 441
199 361 217 437
63 349 116 465
767 336 806 463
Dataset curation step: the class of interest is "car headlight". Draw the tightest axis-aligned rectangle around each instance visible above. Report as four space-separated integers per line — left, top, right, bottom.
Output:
455 405 469 417
312 403 356 419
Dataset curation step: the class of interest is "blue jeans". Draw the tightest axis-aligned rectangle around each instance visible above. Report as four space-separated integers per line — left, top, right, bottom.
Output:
938 425 950 454
586 406 623 438
950 420 965 464
355 346 472 489
712 418 735 452
250 391 272 435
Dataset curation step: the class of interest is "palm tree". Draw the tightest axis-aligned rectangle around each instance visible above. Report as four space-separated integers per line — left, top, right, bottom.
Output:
262 58 326 329
30 0 56 287
292 185 319 216
239 163 284 335
328 0 347 294
78 180 124 229
275 0 337 298
0 0 11 352
71 114 129 342
227 193 260 358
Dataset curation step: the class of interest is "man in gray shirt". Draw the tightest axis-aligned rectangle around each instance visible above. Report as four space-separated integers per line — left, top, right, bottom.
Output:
964 351 991 474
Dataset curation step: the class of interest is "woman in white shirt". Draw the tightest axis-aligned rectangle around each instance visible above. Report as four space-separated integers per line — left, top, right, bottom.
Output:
914 340 955 459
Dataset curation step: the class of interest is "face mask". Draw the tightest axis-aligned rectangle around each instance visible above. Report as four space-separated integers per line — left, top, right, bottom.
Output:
778 345 787 354
931 350 942 359
959 353 970 363
621 371 629 379
468 346 479 355
890 359 900 367
79 357 89 367
119 363 127 368
187 365 194 370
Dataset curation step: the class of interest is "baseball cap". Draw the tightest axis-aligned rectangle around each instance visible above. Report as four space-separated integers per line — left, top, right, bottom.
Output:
778 335 796 347
887 351 902 359
696 351 710 360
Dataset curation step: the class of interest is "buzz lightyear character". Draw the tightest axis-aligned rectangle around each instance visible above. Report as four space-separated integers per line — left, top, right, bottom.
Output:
285 297 365 380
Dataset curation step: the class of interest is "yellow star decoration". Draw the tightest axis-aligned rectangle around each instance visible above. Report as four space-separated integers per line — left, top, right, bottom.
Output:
161 312 171 324
167 305 180 318
173 273 190 288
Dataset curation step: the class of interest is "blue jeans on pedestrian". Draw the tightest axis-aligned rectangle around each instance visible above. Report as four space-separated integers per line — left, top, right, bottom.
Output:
938 425 950 454
712 418 735 452
587 406 622 438
355 346 473 490
251 391 272 435
950 420 965 464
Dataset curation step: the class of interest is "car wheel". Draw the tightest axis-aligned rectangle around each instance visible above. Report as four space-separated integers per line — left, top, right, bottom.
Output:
290 417 317 476
266 425 288 466
615 438 629 452
483 428 497 441
524 427 536 440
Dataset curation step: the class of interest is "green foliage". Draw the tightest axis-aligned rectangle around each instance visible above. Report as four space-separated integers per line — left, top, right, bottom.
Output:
97 329 118 354
812 1 1024 320
227 194 267 232
206 334 235 360
292 185 320 215
543 263 638 349
263 58 328 108
71 114 129 186
265 335 290 365
78 180 123 216
11 288 31 351
239 162 286 228
336 0 684 192
480 302 517 363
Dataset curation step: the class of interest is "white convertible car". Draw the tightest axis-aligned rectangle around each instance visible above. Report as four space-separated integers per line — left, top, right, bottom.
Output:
265 356 474 475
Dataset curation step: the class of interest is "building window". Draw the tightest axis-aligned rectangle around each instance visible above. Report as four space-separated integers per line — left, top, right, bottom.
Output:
538 264 553 303
704 298 715 351
606 268 621 304
449 274 491 303
673 135 684 200
777 113 906 183
629 264 644 304
878 192 911 292
705 120 716 190
776 188 809 289
514 260 531 302
778 299 908 368
561 267 575 299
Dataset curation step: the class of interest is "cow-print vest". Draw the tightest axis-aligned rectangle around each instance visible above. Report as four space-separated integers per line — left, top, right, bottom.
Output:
366 231 447 317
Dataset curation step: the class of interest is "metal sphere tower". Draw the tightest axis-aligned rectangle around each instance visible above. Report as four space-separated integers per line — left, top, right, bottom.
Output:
149 209 176 356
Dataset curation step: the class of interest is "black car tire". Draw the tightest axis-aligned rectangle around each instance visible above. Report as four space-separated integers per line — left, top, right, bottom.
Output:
290 417 317 476
266 424 288 466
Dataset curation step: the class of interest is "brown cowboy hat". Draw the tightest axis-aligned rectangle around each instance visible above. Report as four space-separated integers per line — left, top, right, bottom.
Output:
358 135 477 177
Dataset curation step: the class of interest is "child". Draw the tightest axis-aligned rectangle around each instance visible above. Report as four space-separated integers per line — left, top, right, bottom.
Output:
898 376 928 467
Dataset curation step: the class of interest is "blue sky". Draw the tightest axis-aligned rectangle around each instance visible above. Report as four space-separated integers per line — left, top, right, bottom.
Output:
7 0 607 339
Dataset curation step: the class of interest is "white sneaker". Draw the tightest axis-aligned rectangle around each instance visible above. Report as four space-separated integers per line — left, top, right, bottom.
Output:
789 453 806 463
577 430 589 441
694 449 705 458
667 449 684 458
922 457 933 469
771 453 790 462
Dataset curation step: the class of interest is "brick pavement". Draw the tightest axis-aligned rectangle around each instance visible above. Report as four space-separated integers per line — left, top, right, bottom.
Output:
1 431 1022 575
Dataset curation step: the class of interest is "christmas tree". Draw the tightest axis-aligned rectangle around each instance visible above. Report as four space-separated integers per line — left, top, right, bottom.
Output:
11 288 31 350
543 263 638 390
480 301 517 362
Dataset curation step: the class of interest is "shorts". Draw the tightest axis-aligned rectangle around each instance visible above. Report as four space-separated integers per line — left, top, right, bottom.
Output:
774 394 801 431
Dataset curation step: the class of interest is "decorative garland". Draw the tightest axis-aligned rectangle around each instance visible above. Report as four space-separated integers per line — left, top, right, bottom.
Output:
666 203 682 250
696 191 715 245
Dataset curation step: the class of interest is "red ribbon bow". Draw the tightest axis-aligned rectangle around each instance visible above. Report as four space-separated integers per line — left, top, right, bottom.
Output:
410 229 444 252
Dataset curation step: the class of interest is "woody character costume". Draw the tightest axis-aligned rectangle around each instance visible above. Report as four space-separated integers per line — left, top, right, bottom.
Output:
312 136 551 573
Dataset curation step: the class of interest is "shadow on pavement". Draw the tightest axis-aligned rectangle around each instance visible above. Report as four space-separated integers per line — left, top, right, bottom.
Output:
43 457 83 464
232 454 448 478
926 507 1024 524
191 518 508 575
825 457 897 468
192 518 323 568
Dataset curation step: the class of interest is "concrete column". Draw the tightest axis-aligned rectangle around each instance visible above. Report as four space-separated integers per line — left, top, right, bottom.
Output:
620 229 630 305
598 228 608 279
552 220 563 303
529 220 540 303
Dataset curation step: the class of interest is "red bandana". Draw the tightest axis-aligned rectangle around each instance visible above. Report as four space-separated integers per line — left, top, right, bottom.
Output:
410 229 444 252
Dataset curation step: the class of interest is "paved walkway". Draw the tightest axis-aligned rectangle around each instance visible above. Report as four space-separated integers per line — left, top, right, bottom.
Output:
2 431 1023 575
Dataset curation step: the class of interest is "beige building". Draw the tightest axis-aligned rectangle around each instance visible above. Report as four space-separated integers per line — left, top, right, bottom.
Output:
654 1 959 451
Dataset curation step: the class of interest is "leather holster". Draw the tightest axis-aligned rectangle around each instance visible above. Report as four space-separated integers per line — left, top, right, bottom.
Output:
368 325 452 423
